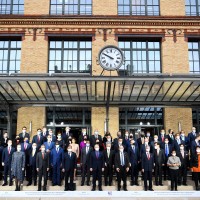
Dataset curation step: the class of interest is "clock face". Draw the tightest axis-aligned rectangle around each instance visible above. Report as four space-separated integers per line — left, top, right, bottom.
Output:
98 45 124 71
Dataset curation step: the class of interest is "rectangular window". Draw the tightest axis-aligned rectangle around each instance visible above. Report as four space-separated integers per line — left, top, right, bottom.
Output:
0 0 24 14
185 0 200 16
118 0 159 16
50 0 92 15
49 40 92 73
0 40 21 74
188 41 200 73
118 40 161 74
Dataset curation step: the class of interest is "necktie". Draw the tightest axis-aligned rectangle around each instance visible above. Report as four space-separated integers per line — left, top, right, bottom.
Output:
96 151 99 158
38 136 40 142
147 153 150 160
107 150 110 158
8 147 10 154
69 152 71 158
42 153 44 159
57 148 59 153
132 146 135 153
165 144 169 156
86 147 88 154
162 136 164 142
121 152 124 166
32 150 35 157
181 151 184 158
24 143 27 150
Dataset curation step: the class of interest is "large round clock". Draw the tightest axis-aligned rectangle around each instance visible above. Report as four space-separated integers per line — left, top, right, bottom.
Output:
98 45 124 71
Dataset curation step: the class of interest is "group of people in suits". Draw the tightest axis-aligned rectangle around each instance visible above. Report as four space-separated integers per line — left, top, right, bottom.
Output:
0 126 200 192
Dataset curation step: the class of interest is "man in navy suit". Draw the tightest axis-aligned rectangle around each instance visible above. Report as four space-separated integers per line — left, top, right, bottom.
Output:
62 145 77 191
161 137 173 180
44 135 55 153
48 129 57 142
41 126 49 143
62 126 73 145
51 141 64 186
180 130 189 150
90 144 104 191
128 139 140 186
27 143 38 186
2 140 15 186
142 145 154 191
188 127 197 147
18 126 30 143
173 133 184 153
32 128 44 150
190 135 200 155
21 137 32 182
158 129 167 146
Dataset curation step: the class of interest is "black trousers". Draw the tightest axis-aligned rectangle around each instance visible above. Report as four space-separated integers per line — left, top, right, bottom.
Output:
193 172 200 188
38 167 47 190
144 171 153 190
65 168 74 190
130 164 138 184
178 165 187 184
104 164 113 185
81 164 90 184
169 169 179 190
29 165 37 184
92 168 102 188
3 164 12 184
116 166 127 189
155 165 163 185
24 164 30 181
163 163 170 180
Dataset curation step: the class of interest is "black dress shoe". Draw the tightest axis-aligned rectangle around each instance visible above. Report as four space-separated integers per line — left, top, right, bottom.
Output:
175 189 178 191
159 184 163 186
149 189 154 191
9 183 13 186
81 183 84 186
131 182 134 186
38 189 41 191
87 183 90 186
27 183 31 186
99 187 102 191
2 183 7 186
64 188 69 191
117 188 120 191
183 183 187 186
124 188 128 191
43 187 47 191
91 187 95 191
171 189 174 191
34 183 37 186
144 188 147 191
109 183 112 186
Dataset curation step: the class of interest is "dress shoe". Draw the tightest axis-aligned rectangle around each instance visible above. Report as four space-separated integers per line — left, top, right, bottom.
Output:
156 184 159 186
144 188 147 191
135 182 139 186
109 183 112 186
87 183 90 186
2 183 7 186
171 188 174 191
27 183 31 186
91 187 95 191
38 189 41 191
64 188 69 191
81 183 84 186
124 188 128 191
99 187 102 191
131 182 134 186
34 182 37 186
117 188 120 191
9 183 13 186
183 183 187 186
43 187 47 191
149 189 154 191
58 184 61 186
159 184 163 186
175 189 178 191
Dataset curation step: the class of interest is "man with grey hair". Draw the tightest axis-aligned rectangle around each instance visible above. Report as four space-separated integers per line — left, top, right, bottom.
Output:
103 142 114 186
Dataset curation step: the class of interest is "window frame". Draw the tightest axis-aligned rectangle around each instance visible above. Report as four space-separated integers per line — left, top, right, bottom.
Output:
0 0 24 15
185 0 200 16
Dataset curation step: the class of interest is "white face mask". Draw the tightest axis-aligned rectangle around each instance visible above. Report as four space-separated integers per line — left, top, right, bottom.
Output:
37 131 41 135
154 138 158 141
95 148 99 151
83 132 86 135
94 131 98 135
49 132 52 136
41 148 45 152
66 129 69 132
107 139 111 142
161 132 165 135
165 141 168 144
68 149 72 152
147 133 150 137
86 143 90 147
22 130 26 133
154 146 158 149
125 133 129 137
17 147 21 152
192 129 196 133
119 142 122 145
56 145 59 148
196 150 200 153
58 135 61 138
32 146 36 150
176 137 180 140
145 142 148 145
180 147 184 150
8 143 12 147
172 154 176 156
146 149 150 152
181 134 185 137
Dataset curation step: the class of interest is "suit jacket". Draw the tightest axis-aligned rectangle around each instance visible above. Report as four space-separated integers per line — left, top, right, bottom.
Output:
142 153 154 171
21 142 32 165
18 132 30 143
154 149 165 166
167 134 175 145
50 147 64 166
90 135 103 148
158 134 167 144
0 137 9 148
188 132 197 145
62 151 77 171
2 146 15 165
173 139 185 152
140 143 152 156
62 132 73 143
28 148 38 167
36 151 50 170
128 146 140 165
177 151 189 168
41 131 49 143
114 151 129 169
161 143 173 161
32 135 44 148
90 150 104 170
81 146 93 165
44 141 55 151
191 140 200 155
103 149 115 167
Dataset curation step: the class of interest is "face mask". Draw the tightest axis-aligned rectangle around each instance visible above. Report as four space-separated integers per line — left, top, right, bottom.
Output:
95 148 99 151
181 134 185 137
68 149 72 152
180 147 184 150
172 154 176 156
176 137 180 140
94 131 98 135
154 146 158 149
161 132 164 135
107 139 111 142
147 133 150 137
49 132 52 136
58 135 61 138
32 146 36 150
83 132 86 135
125 133 129 137
146 149 150 152
17 148 21 152
192 129 196 133
165 141 168 144
154 138 158 141
107 147 111 150
66 129 69 132
145 142 148 145
25 139 29 143
37 131 41 135
119 142 122 145
196 150 200 153
41 148 45 152
86 143 90 147
56 145 59 148
8 143 12 147
120 149 123 152
22 130 26 133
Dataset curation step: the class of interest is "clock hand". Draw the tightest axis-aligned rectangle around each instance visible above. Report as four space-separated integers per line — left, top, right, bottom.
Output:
102 53 114 60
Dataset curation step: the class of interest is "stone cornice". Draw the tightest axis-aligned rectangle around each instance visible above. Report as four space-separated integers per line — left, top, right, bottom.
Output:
0 15 199 26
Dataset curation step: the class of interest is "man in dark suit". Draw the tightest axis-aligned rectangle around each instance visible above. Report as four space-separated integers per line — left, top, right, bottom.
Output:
18 126 30 143
177 144 189 186
90 144 104 191
154 142 165 186
62 145 77 191
80 140 93 186
173 133 184 153
21 137 32 182
51 141 64 186
41 126 49 143
27 143 38 186
180 130 189 150
44 135 55 153
142 145 154 191
140 137 152 156
190 135 200 155
103 142 115 186
32 128 44 150
62 126 73 145
158 129 167 146
36 144 49 191
2 140 15 186
0 132 9 148
78 128 88 144
113 131 122 147
128 139 140 186
161 137 173 180
48 129 57 143
188 127 197 148
115 145 130 191
90 130 103 149
167 129 175 145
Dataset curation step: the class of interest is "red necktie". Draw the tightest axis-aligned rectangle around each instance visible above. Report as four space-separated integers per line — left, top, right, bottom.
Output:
38 136 40 142
147 153 150 160
162 137 164 142
42 153 44 159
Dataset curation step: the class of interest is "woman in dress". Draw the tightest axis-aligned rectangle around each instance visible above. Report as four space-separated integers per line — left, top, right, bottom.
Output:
71 137 79 180
191 146 200 190
11 144 25 191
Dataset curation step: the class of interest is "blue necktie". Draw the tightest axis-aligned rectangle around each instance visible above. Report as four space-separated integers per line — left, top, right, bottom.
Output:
165 144 169 156
96 151 99 158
